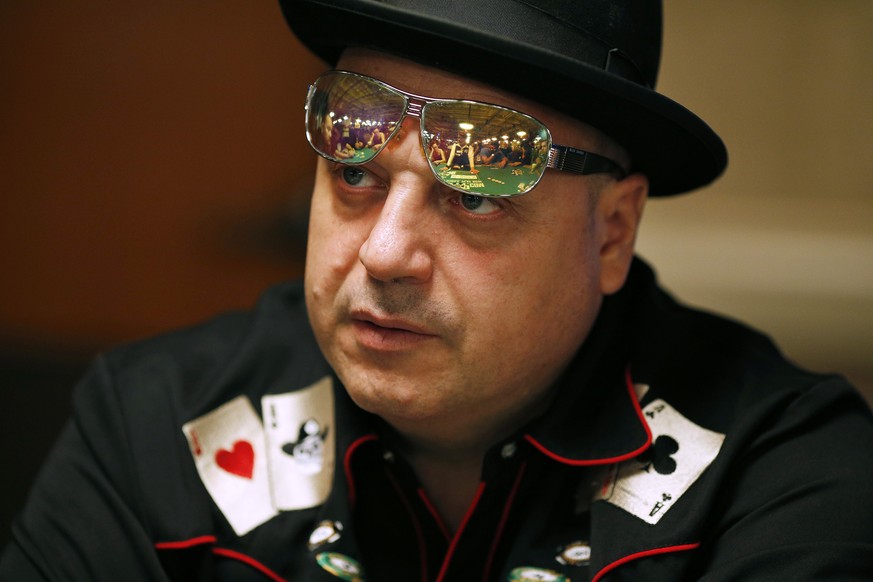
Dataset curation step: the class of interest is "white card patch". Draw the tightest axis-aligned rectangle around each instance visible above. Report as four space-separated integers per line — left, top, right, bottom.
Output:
596 399 725 524
182 396 278 535
262 376 335 510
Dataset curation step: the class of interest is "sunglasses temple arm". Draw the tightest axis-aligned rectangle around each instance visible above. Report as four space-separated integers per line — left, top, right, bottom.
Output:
548 145 627 179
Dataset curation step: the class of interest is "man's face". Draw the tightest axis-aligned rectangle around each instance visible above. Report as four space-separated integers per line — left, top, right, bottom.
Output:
304 50 640 444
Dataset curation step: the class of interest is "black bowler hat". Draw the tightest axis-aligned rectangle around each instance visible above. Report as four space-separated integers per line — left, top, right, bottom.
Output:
279 0 728 197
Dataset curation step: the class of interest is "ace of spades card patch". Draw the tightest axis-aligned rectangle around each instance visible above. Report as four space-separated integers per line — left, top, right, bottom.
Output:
596 398 725 524
262 376 336 511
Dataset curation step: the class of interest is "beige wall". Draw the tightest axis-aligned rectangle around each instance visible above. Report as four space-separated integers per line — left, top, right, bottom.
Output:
1 2 871 399
641 2 873 400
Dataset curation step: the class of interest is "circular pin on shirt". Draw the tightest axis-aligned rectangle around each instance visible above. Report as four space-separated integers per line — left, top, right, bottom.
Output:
508 566 568 581
308 520 343 550
316 552 365 581
556 541 591 566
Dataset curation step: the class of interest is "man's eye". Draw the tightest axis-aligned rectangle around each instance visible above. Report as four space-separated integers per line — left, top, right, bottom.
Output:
459 193 500 215
341 166 367 186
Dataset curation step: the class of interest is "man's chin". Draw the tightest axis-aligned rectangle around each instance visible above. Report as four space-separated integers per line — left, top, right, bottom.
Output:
337 366 449 420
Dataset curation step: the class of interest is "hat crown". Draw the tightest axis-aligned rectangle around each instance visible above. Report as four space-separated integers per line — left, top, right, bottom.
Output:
510 0 662 88
320 0 662 88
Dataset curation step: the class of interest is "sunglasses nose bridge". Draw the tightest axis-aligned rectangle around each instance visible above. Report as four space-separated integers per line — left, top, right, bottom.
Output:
405 99 424 119
396 98 435 170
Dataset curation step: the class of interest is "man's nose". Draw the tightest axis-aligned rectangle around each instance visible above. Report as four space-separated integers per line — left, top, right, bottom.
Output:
358 118 437 284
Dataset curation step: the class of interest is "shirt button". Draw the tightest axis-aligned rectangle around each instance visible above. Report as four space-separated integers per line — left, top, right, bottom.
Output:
383 450 395 462
501 442 517 459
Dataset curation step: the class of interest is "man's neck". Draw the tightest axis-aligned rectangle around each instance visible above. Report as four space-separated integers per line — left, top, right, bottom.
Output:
403 441 487 533
378 384 560 530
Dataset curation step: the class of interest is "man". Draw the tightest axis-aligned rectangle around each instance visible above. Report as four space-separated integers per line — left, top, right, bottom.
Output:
478 142 506 168
3 1 873 581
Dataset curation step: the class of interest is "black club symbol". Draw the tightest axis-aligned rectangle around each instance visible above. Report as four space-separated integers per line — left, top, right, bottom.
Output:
637 435 679 475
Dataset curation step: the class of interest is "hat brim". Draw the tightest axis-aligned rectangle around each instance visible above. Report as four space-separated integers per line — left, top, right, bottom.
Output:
281 0 727 196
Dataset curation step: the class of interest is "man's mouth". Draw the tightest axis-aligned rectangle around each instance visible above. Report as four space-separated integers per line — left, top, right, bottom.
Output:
349 311 438 351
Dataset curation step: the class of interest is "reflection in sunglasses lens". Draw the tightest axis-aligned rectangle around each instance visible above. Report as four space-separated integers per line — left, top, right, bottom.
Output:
306 72 553 197
307 73 406 165
422 101 550 197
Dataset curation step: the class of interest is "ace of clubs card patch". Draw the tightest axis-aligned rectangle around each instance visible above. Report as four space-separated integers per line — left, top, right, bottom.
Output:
596 398 725 524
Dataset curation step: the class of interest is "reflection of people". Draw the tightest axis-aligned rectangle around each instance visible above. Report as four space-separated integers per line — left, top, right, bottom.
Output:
4 1 873 580
446 141 477 172
340 117 353 148
479 143 506 167
366 125 386 150
428 140 446 164
320 114 355 159
506 143 523 166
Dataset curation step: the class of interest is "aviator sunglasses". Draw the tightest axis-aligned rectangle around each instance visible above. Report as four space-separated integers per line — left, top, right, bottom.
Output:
304 71 627 198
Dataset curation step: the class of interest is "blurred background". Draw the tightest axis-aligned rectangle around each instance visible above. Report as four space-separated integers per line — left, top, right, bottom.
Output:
1 1 871 547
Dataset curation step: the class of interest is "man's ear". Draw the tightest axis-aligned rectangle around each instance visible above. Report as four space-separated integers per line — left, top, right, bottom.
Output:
596 173 649 295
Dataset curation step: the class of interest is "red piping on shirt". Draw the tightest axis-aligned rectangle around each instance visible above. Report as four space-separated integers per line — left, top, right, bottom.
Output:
418 488 452 542
591 542 701 582
154 535 217 550
155 538 286 582
386 469 429 582
435 481 487 582
482 460 528 582
523 368 653 466
212 547 286 582
344 433 379 506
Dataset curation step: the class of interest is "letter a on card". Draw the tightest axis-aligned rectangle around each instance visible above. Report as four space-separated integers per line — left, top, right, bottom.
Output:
183 395 278 535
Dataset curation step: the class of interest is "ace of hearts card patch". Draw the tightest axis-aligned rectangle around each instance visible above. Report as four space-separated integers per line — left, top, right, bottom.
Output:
182 395 277 535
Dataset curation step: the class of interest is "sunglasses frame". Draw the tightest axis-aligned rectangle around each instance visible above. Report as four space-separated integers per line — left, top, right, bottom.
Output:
305 70 627 198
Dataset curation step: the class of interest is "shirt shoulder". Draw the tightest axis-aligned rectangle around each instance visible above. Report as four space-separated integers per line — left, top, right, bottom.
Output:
97 280 322 406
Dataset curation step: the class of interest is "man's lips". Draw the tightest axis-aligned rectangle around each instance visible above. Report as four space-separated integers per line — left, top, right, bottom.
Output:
349 310 438 350
352 311 432 334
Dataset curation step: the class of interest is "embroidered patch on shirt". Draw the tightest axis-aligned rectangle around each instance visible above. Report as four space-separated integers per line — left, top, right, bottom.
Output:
262 376 336 511
182 376 336 535
182 395 278 535
595 398 725 524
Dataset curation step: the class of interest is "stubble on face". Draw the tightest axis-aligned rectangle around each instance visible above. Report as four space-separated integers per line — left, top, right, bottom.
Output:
303 50 630 447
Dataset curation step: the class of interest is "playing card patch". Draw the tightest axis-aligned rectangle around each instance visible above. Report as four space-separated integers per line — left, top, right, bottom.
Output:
263 376 335 511
637 435 679 475
282 418 329 474
182 396 278 535
215 440 255 479
595 399 725 524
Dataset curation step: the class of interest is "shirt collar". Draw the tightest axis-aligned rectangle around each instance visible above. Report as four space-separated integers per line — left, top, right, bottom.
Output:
521 259 653 465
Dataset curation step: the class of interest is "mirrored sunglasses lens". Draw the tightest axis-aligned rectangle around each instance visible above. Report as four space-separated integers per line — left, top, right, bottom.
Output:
305 73 406 164
422 101 550 196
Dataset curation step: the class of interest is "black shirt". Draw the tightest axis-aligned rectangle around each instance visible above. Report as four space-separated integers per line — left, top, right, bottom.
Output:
3 259 873 581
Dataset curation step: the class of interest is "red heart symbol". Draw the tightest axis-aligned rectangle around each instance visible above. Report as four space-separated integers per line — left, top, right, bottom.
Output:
215 440 255 479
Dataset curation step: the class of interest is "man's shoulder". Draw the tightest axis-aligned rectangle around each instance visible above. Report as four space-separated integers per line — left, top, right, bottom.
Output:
109 280 304 358
84 280 325 413
628 259 867 432
31 281 334 552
